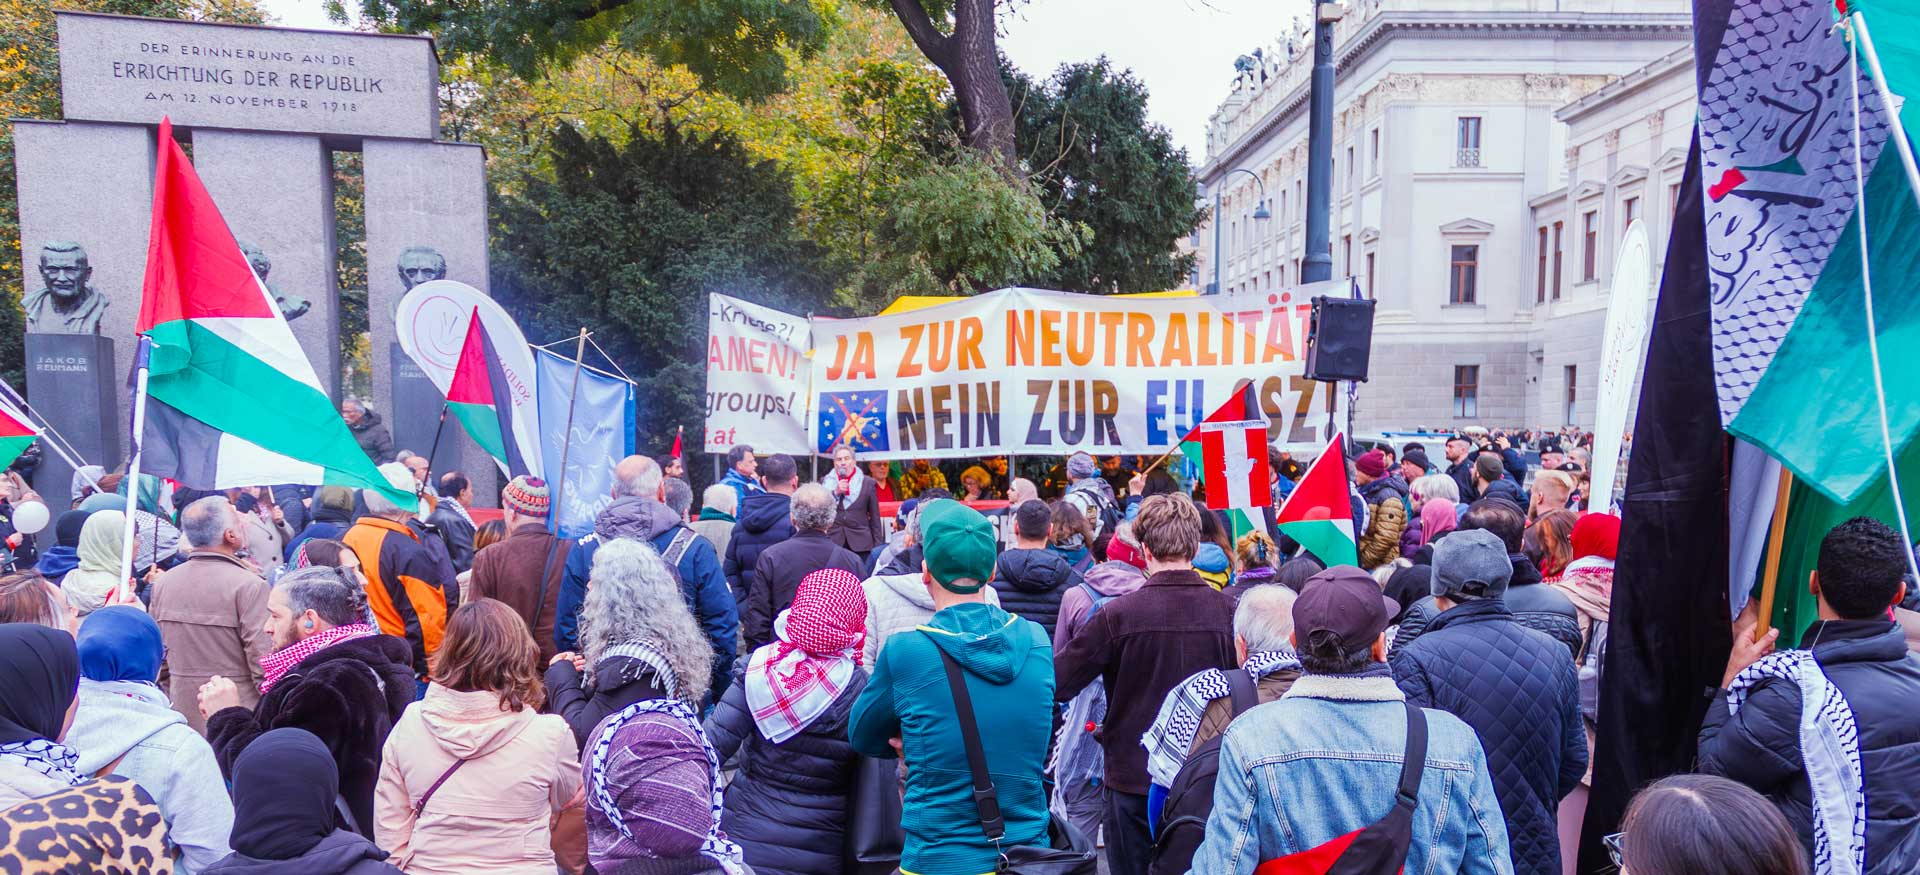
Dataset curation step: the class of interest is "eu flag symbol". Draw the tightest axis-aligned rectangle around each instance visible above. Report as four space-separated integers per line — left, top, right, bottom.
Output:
818 390 890 454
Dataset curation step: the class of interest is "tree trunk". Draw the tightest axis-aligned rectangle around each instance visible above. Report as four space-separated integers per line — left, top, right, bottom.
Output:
886 0 1017 167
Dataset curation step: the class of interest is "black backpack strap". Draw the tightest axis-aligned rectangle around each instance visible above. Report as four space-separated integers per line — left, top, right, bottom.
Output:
1395 703 1428 811
936 645 1006 845
1225 668 1258 718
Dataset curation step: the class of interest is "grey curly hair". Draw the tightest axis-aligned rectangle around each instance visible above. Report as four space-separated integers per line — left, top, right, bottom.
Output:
580 537 712 705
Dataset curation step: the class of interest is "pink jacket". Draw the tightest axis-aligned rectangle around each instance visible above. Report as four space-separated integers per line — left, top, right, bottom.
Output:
375 685 581 875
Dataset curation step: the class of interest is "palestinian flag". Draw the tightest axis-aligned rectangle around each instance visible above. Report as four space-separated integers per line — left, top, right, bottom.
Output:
137 117 408 503
0 397 38 470
1273 432 1357 567
446 306 530 478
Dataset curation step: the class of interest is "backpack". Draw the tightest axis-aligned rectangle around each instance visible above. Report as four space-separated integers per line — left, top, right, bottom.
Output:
1068 485 1122 543
1078 581 1120 622
1149 669 1258 875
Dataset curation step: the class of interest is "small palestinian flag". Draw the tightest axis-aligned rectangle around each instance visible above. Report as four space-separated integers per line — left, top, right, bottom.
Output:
447 307 531 478
137 117 407 503
0 398 38 470
1274 432 1358 567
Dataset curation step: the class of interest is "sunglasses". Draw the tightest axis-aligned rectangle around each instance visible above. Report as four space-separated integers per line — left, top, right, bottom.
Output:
1603 832 1625 869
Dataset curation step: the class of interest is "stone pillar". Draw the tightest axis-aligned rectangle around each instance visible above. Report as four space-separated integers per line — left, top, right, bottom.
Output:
194 130 341 401
12 120 152 495
362 139 497 503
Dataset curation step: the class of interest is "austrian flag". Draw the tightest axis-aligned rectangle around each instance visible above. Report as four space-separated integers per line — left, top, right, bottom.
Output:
1199 419 1270 512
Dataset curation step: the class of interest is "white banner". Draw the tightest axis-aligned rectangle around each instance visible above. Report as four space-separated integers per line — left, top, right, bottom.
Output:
704 293 812 455
394 280 542 478
807 286 1344 459
1592 219 1652 510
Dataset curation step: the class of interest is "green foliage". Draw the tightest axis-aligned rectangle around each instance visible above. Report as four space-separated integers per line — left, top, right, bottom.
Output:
872 150 1088 294
1008 57 1203 293
331 151 370 398
357 0 832 101
492 122 844 456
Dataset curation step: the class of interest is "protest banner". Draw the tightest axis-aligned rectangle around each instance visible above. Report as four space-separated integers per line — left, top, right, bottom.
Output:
808 285 1344 460
396 280 543 477
1592 219 1651 511
705 293 812 454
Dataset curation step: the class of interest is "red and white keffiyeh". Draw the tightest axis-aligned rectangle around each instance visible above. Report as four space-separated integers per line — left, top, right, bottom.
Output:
745 568 867 743
259 623 378 693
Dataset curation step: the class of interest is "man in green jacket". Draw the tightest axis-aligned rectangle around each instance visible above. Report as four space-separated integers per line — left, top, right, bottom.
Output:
850 499 1055 875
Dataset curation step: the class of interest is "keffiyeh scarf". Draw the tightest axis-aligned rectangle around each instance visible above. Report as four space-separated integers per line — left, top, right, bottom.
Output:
587 699 746 875
745 568 866 743
259 623 378 694
1728 649 1865 875
1142 649 1300 787
0 739 85 787
594 640 682 701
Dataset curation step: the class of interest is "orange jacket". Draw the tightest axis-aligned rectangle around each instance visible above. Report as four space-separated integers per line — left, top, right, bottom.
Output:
345 516 456 677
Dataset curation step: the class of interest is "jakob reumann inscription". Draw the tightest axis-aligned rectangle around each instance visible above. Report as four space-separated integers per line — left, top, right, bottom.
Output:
55 10 439 140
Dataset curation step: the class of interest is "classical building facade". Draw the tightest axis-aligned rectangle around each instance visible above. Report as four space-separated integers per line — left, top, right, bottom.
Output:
1194 0 1690 430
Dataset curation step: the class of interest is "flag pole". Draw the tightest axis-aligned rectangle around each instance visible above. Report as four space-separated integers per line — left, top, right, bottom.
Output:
423 401 450 480
1754 469 1794 642
0 379 96 486
548 328 590 533
116 335 153 602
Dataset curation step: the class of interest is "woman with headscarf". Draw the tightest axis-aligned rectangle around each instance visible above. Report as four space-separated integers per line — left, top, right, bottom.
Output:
0 623 86 804
34 509 90 585
1406 497 1458 567
584 699 747 875
58 509 132 619
66 606 233 873
703 568 868 875
203 728 403 875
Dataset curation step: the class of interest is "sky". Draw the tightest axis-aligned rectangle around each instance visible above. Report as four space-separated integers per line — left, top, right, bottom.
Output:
254 0 1297 160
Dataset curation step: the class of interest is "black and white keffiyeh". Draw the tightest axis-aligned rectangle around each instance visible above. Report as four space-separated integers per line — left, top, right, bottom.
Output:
1141 649 1299 787
0 739 85 787
586 698 746 875
1728 649 1865 875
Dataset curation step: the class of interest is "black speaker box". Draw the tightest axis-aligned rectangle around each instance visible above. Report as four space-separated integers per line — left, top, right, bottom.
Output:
1304 295 1376 382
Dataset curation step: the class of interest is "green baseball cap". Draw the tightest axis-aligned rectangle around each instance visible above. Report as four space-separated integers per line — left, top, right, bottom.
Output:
918 499 996 593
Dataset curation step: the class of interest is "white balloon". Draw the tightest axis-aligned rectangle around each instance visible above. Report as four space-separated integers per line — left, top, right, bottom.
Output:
11 500 49 535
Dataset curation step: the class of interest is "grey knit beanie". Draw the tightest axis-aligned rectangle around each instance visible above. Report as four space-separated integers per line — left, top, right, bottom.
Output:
1067 452 1099 480
1431 529 1513 601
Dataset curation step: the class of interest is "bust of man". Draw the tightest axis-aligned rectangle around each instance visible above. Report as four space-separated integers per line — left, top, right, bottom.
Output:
238 240 310 322
25 241 108 334
397 246 447 291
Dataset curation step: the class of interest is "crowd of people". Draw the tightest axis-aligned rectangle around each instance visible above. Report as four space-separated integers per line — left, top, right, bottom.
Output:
0 415 1912 875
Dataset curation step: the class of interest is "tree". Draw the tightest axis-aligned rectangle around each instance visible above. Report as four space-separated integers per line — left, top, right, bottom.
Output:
870 150 1086 295
491 122 844 455
867 0 1015 163
1009 58 1204 293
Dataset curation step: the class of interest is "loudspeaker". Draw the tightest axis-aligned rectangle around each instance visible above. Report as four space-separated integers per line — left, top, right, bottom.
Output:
1305 295 1376 382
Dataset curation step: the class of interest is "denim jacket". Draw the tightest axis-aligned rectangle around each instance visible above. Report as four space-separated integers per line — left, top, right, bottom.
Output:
1189 671 1514 875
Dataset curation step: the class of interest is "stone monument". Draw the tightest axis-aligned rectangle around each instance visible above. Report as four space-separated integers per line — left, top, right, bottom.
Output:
12 11 498 502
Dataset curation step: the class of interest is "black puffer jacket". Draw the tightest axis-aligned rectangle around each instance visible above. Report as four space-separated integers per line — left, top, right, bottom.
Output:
991 548 1079 640
1699 620 1920 875
1391 554 1581 657
1391 598 1585 875
724 492 794 602
704 666 868 875
545 654 676 748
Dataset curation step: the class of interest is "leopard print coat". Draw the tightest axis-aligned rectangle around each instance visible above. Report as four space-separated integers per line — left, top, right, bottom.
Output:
0 776 173 874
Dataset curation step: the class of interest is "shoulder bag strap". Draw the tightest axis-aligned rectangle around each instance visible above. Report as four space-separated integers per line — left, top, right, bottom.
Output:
1394 703 1428 813
663 527 698 567
412 758 470 818
936 645 1006 844
1226 668 1259 717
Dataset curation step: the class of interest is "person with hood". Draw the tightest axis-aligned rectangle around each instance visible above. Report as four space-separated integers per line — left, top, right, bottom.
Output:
1393 499 1581 657
468 475 572 661
343 398 395 465
554 455 738 700
849 500 1055 875
1061 451 1120 543
546 539 712 747
33 509 89 585
691 483 738 562
825 445 885 562
720 444 763 511
0 623 90 805
1549 511 1617 875
1049 559 1148 845
1473 452 1527 510
1054 559 1147 650
203 565 415 838
1391 529 1586 875
426 472 477 575
1401 474 1460 560
1049 500 1096 575
374 599 581 875
57 509 130 620
724 453 798 604
286 486 355 565
706 568 868 875
744 483 866 652
68 606 232 873
205 728 404 875
1055 494 1237 875
343 463 459 685
152 496 273 734
859 500 1001 668
1409 497 1459 567
992 499 1081 639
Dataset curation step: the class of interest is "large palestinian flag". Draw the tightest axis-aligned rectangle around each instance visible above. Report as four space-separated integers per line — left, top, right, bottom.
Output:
447 306 531 478
137 117 407 503
1273 432 1357 567
0 397 37 471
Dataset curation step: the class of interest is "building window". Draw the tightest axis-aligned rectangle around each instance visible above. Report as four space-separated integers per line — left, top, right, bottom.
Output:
1536 226 1549 304
1296 180 1303 215
1457 117 1482 167
1565 365 1578 425
1346 146 1355 186
1279 190 1287 224
1623 195 1640 229
1365 252 1376 299
1278 264 1286 287
1453 365 1479 419
1582 211 1599 281
1449 245 1479 304
1342 235 1352 277
1263 270 1271 290
1668 182 1681 214
1551 221 1564 300
1370 128 1381 177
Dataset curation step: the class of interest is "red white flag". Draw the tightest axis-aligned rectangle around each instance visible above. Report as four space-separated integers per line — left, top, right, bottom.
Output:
1200 418 1270 511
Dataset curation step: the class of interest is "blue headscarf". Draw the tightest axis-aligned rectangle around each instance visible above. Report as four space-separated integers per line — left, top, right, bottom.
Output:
76 606 164 684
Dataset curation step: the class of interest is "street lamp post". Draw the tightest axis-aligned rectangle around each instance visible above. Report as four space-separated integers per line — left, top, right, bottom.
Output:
1208 168 1271 295
1302 0 1341 283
